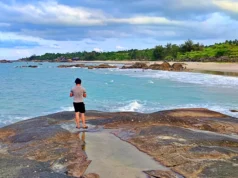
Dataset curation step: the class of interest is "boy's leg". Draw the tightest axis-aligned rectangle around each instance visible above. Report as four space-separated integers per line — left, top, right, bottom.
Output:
80 113 87 127
75 112 80 128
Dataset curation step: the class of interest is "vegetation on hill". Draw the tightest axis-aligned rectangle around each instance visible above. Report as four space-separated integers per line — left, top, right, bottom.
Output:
20 40 238 62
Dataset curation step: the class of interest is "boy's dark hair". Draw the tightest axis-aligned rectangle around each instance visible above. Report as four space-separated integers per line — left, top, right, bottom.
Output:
75 78 81 84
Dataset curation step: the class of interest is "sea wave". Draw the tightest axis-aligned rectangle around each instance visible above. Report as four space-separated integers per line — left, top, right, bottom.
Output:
58 100 238 118
1 101 236 127
57 100 238 118
0 114 31 127
105 69 238 88
117 100 143 112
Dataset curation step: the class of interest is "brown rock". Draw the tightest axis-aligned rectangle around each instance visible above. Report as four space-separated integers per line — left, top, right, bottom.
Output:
83 173 100 178
0 60 12 63
148 64 161 70
230 110 238 112
159 62 171 70
86 64 117 69
88 66 94 69
58 64 85 68
94 64 117 69
16 65 38 68
171 63 184 71
144 170 177 178
122 62 148 69
67 160 92 177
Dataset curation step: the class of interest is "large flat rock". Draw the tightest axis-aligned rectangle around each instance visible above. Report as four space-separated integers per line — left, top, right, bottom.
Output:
0 108 238 178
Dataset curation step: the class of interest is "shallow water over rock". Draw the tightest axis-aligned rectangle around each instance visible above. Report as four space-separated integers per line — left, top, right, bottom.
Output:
61 123 168 178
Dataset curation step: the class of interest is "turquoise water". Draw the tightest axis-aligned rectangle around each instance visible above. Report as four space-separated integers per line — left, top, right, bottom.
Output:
0 62 237 127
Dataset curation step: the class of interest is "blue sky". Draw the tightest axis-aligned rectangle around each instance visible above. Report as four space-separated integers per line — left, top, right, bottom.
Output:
0 0 238 60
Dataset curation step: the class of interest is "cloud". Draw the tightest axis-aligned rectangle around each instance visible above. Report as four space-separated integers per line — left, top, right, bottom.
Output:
213 0 238 13
116 45 125 50
0 1 106 26
0 40 39 48
93 47 103 52
1 0 238 60
49 44 61 49
0 1 185 27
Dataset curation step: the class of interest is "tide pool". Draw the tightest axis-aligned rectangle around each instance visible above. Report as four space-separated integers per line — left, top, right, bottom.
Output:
0 62 237 127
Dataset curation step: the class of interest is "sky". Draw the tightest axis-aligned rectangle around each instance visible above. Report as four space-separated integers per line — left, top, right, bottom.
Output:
0 0 238 60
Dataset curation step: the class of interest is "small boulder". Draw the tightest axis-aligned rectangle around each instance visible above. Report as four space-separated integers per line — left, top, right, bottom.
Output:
160 62 171 70
148 64 161 70
132 62 148 69
58 64 85 68
88 66 94 69
122 62 148 69
16 65 38 68
75 64 85 68
0 60 12 63
95 64 117 69
172 63 184 71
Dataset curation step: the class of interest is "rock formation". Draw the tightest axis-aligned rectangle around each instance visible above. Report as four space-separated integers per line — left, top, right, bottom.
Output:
58 64 86 68
58 63 116 69
122 62 185 71
1 108 238 177
16 65 38 68
0 60 12 63
121 62 148 69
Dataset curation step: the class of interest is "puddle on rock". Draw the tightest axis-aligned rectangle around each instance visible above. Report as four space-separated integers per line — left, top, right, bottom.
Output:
61 123 168 178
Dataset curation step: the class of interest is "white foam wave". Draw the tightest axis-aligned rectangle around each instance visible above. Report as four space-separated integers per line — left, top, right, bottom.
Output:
148 80 154 84
113 69 238 88
117 101 143 112
59 106 74 112
0 115 31 127
98 100 237 118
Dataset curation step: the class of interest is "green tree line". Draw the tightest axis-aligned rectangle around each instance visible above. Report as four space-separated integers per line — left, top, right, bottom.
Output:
21 40 238 62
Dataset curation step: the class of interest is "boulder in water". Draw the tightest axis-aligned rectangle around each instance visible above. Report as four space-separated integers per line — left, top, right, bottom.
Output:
148 64 161 70
16 65 38 68
58 64 85 68
121 62 148 69
159 61 171 70
0 60 12 63
171 63 184 71
94 64 117 69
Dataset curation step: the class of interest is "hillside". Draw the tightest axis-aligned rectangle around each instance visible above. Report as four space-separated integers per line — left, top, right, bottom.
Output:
20 40 238 62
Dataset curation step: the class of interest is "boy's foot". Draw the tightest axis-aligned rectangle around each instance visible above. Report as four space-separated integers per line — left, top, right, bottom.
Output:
76 126 80 129
83 125 88 129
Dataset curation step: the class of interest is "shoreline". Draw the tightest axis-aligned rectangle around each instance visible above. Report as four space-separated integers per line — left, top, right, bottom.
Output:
12 60 238 76
75 61 238 77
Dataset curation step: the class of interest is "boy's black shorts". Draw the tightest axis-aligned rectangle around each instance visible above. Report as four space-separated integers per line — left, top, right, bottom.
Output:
73 102 86 113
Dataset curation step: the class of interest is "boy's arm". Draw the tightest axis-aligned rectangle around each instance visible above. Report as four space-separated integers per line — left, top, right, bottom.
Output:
70 89 74 97
83 88 87 98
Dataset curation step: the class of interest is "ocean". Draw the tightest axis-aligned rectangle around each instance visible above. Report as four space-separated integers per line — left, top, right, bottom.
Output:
0 62 237 127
